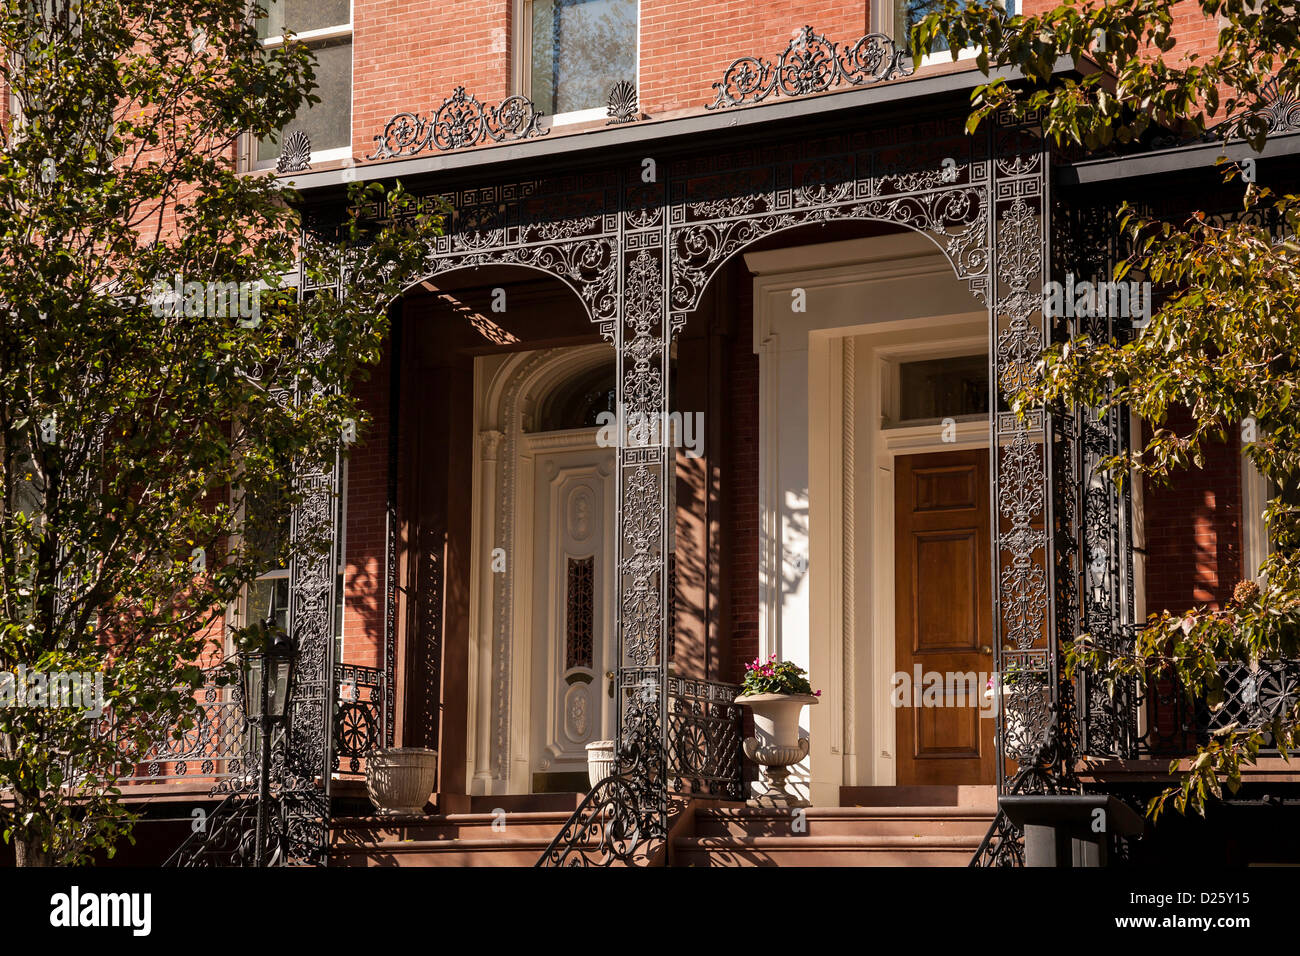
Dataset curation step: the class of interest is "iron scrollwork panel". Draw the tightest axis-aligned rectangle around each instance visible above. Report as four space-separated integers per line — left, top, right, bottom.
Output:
666 677 744 800
986 112 1063 789
1051 198 1141 760
613 177 671 844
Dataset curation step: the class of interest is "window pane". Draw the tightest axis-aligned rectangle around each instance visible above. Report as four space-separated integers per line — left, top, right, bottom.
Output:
898 0 1015 54
258 39 352 162
258 0 351 38
531 0 637 115
247 576 290 633
897 354 989 422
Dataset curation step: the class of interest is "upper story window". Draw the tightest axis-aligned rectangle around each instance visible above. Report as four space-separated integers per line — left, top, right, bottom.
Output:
882 1 1017 62
520 0 638 124
254 0 353 170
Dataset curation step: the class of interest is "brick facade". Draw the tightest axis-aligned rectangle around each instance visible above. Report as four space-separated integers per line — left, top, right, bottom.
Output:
344 0 1229 174
1143 410 1245 614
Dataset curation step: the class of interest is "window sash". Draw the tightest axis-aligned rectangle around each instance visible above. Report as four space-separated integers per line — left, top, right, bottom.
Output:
253 2 353 168
520 0 639 122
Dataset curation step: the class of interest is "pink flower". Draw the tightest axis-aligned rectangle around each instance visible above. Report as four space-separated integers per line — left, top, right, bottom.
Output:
814 690 821 697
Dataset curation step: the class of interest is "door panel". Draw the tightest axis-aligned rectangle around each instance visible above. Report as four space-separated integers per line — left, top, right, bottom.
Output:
529 443 616 790
895 449 995 785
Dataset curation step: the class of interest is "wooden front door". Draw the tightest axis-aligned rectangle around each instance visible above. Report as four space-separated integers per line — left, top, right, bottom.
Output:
894 449 995 785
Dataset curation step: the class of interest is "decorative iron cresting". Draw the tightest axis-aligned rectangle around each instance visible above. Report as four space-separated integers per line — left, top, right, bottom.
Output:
1198 77 1300 142
367 87 549 160
707 25 912 110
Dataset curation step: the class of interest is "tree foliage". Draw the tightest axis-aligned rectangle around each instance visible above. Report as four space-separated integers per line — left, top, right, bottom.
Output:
0 0 441 863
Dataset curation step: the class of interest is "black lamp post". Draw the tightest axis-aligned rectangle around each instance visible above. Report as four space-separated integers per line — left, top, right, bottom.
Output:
240 616 296 867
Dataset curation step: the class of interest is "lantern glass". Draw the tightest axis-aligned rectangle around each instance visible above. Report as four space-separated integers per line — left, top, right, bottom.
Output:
240 621 296 725
267 649 293 721
242 651 267 723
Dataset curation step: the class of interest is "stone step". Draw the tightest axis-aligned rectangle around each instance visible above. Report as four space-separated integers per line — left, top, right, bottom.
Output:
331 810 576 843
839 785 998 810
692 805 994 839
331 836 562 867
672 833 984 867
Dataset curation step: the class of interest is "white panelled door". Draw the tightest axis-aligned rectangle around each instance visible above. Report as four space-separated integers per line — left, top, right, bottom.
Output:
528 435 616 785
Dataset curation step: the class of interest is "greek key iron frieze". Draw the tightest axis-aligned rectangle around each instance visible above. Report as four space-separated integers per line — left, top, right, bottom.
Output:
707 25 911 109
367 87 548 160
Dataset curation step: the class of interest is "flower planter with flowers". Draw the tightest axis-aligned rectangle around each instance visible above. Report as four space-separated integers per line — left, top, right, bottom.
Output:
736 656 820 808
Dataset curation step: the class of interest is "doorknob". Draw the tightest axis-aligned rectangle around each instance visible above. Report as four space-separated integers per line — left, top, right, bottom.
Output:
980 645 993 655
606 670 616 699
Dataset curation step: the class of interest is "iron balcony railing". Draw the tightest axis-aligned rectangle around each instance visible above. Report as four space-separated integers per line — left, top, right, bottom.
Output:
104 662 385 786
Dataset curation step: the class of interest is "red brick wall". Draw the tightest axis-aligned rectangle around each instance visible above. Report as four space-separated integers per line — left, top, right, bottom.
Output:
348 2 875 169
341 344 391 669
352 0 512 163
1142 409 1244 614
724 283 760 684
346 0 1229 170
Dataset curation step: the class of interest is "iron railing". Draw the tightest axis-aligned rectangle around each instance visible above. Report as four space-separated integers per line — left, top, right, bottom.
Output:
164 793 267 867
666 676 745 800
114 662 384 785
1140 659 1300 758
538 676 745 866
100 665 244 786
333 663 383 775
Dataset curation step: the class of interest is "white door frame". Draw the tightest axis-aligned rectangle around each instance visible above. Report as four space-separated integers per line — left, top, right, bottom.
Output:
468 343 615 795
861 332 990 788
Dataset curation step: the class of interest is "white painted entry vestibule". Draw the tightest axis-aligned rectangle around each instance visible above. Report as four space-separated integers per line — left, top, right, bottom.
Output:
747 231 991 806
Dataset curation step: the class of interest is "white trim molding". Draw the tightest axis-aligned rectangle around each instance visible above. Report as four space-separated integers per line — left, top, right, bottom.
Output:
468 343 614 795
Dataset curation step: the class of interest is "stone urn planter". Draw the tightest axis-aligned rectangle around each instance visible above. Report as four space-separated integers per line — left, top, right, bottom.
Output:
736 692 818 808
985 683 1027 759
585 740 617 788
365 747 438 815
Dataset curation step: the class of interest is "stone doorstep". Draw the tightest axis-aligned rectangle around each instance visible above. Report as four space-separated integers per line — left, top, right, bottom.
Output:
692 805 994 839
839 784 998 810
330 838 562 867
330 809 580 843
672 833 983 867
